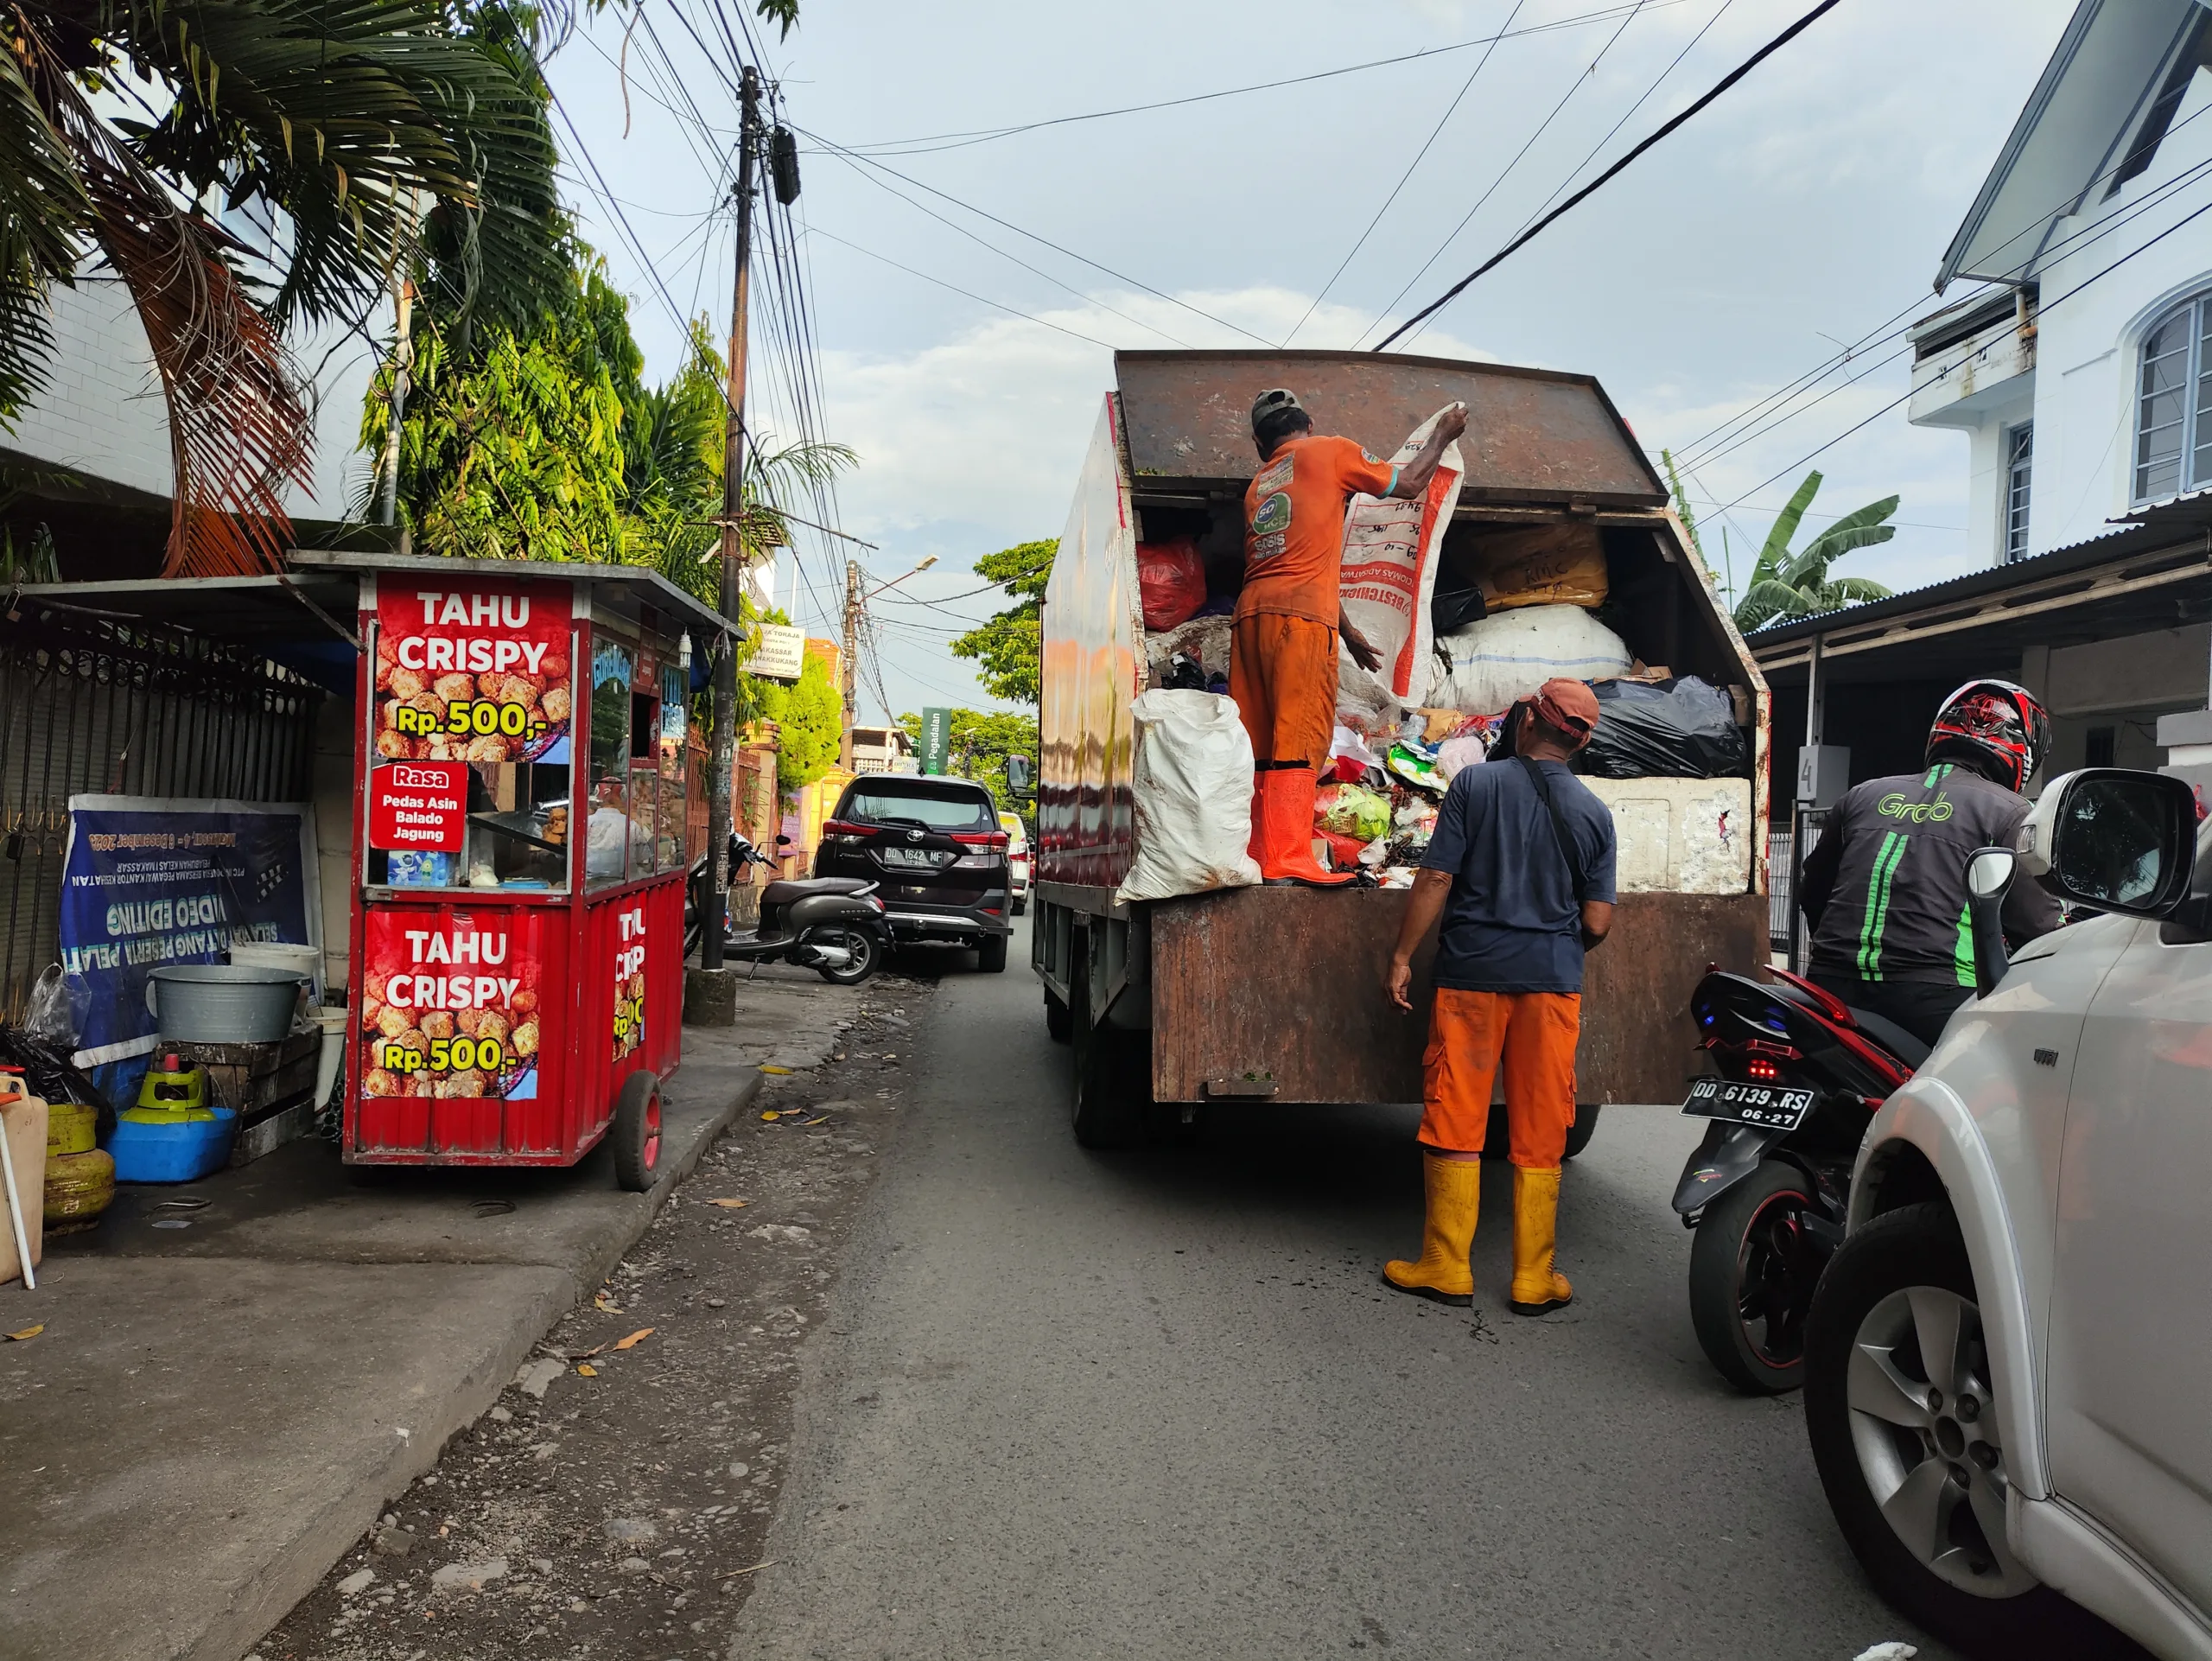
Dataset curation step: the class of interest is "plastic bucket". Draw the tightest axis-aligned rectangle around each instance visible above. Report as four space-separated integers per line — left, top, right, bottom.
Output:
312 1009 348 1109
230 942 322 999
147 965 306 1044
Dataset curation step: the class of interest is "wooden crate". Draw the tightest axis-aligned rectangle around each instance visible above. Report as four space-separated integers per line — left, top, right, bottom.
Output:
173 1032 321 1128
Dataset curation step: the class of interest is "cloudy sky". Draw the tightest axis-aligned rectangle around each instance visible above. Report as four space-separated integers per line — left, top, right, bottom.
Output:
545 0 2077 721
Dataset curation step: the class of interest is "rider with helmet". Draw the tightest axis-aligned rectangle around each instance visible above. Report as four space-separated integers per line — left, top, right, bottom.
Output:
1796 679 2063 1047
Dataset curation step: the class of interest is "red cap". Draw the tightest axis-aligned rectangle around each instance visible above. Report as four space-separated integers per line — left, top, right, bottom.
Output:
1531 678 1601 745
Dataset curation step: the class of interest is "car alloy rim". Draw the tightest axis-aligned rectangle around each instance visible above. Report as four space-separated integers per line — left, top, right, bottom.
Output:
1846 1286 2037 1596
1735 1186 1815 1368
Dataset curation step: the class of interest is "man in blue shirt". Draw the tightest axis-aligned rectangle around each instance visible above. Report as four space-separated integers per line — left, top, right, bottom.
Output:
1382 679 1617 1315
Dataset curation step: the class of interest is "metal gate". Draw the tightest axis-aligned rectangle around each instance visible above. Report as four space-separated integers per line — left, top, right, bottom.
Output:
0 606 323 1023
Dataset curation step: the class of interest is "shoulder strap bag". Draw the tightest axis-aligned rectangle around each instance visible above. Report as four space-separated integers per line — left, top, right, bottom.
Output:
1515 755 1590 908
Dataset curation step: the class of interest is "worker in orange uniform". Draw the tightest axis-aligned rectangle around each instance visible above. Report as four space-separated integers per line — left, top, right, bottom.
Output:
1231 388 1469 885
1382 680 1615 1314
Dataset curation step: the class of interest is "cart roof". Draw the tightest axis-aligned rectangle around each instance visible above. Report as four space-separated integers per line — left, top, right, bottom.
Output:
14 550 728 649
1114 349 1666 509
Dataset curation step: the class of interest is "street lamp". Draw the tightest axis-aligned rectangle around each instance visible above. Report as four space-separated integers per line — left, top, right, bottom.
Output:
863 554 938 603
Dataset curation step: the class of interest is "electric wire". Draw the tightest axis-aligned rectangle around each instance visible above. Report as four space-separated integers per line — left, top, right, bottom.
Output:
831 0 1698 157
1372 0 1846 351
1357 0 1658 350
1281 0 1530 348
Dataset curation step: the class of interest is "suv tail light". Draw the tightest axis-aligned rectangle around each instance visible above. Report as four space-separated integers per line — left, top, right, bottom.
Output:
951 830 1010 850
823 819 874 847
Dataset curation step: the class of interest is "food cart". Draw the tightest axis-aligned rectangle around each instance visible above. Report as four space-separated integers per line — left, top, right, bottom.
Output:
344 559 705 1187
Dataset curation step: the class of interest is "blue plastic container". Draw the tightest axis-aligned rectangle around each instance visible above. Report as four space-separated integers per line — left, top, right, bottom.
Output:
108 1109 236 1183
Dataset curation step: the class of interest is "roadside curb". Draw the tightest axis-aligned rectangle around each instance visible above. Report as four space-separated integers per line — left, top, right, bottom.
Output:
193 1063 762 1661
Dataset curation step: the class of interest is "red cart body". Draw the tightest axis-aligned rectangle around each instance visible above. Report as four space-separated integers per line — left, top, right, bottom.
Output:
340 562 709 1176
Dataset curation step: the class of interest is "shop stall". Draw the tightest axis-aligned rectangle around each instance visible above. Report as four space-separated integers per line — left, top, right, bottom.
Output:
346 561 705 1187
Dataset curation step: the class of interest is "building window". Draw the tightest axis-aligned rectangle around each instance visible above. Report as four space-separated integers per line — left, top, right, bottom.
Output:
2005 423 2033 562
2133 290 2212 502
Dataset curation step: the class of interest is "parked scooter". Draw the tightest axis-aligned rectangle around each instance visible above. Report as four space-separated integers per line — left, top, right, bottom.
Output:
1672 964 1922 1393
721 835 892 986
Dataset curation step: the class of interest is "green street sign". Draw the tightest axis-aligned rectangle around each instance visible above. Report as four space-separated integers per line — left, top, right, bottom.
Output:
919 706 953 776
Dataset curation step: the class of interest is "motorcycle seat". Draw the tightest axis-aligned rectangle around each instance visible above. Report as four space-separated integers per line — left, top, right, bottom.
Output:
760 877 874 907
1843 1005 1932 1070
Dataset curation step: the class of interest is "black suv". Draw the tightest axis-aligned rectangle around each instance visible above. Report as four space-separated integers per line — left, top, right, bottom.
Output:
816 775 1014 971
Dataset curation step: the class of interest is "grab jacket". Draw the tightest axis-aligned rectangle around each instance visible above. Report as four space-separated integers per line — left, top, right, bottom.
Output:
1798 761 2062 986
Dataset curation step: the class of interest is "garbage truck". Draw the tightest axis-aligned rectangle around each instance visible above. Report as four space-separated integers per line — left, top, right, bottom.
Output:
1032 349 1772 1148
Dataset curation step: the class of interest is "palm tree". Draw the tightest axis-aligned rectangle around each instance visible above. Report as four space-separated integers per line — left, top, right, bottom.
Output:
1732 470 1900 633
1 0 569 576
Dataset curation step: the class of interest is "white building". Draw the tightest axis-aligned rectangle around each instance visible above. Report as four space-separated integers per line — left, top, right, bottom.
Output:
1910 0 2212 566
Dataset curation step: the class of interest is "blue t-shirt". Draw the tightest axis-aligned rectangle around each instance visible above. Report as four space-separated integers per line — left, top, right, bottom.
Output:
1421 759 1618 995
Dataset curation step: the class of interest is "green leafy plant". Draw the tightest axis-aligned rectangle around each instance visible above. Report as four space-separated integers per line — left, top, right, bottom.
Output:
757 648 842 793
950 538 1053 704
896 707 1039 811
1732 470 1898 633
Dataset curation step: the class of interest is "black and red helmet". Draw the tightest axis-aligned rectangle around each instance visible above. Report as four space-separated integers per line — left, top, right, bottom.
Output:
1925 678 2050 793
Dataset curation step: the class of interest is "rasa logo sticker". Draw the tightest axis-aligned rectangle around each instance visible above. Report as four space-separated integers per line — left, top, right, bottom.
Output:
612 906 646 1060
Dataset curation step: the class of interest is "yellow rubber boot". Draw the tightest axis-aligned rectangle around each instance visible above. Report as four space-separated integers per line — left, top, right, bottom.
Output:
1383 1154 1481 1306
1509 1164 1574 1315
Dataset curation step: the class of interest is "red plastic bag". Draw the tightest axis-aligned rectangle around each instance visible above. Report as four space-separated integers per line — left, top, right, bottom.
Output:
1137 537 1207 633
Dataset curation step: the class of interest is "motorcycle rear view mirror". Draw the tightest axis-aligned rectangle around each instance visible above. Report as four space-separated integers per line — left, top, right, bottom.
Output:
1964 846 2016 997
2018 767 2199 919
776 835 792 846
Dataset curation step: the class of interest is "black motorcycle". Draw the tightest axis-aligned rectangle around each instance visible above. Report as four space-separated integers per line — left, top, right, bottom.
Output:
1672 964 1922 1394
721 835 891 986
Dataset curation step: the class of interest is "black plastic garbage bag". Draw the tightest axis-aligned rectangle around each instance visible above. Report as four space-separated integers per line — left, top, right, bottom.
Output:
1576 676 1747 779
1431 586 1485 637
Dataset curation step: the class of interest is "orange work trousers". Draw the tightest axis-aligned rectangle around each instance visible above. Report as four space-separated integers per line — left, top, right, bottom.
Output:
1417 988 1581 1166
1229 613 1337 767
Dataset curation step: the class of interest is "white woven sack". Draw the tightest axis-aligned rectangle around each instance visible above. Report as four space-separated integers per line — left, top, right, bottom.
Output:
1115 690 1262 903
1427 603 1631 715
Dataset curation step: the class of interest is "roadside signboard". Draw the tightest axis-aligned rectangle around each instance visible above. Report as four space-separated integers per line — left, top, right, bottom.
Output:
919 707 952 775
750 624 806 683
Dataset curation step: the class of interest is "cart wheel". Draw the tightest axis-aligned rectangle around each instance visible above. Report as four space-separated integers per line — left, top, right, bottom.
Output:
613 1070 663 1193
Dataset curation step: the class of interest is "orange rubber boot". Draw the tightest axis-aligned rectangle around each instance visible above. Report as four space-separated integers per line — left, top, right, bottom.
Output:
1260 764 1353 887
1246 772 1271 869
1509 1164 1574 1315
1383 1153 1480 1306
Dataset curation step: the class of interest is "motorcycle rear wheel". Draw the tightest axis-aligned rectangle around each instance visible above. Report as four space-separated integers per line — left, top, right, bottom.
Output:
814 926 880 986
1689 1158 1822 1394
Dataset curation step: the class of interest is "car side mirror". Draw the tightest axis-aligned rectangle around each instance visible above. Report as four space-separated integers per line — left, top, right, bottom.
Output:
2018 768 2199 919
1005 754 1034 794
1964 846 2015 996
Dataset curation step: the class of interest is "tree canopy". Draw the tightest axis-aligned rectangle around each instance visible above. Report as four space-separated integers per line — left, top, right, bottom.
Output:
759 649 843 793
897 707 1039 812
950 538 1053 704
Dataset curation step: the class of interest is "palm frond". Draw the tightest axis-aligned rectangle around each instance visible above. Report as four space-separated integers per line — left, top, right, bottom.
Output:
0 35 91 423
1733 577 1810 633
1790 494 1900 579
22 18 308 576
1815 576 1893 608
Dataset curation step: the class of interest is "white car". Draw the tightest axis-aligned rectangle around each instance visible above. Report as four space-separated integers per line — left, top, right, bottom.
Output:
1804 766 2209 1659
1000 811 1031 916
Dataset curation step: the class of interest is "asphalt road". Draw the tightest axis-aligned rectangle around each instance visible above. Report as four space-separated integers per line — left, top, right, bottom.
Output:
728 920 1949 1661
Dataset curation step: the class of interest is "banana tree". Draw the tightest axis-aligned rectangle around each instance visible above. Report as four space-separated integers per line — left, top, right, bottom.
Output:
1732 469 1899 633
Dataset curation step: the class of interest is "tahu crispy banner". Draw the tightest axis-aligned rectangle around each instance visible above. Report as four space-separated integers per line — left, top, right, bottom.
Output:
611 899 646 1062
373 579 573 766
360 907 550 1101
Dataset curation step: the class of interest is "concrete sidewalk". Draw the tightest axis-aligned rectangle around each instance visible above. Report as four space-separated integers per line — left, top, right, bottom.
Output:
0 968 859 1661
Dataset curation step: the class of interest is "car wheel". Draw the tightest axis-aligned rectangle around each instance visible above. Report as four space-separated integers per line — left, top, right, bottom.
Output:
976 934 1008 974
1045 990 1073 1044
1806 1203 2088 1657
1689 1159 1821 1393
1012 897 1027 917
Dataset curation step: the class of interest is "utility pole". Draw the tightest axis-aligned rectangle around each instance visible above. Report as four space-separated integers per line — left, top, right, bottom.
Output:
840 556 861 770
703 65 762 971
